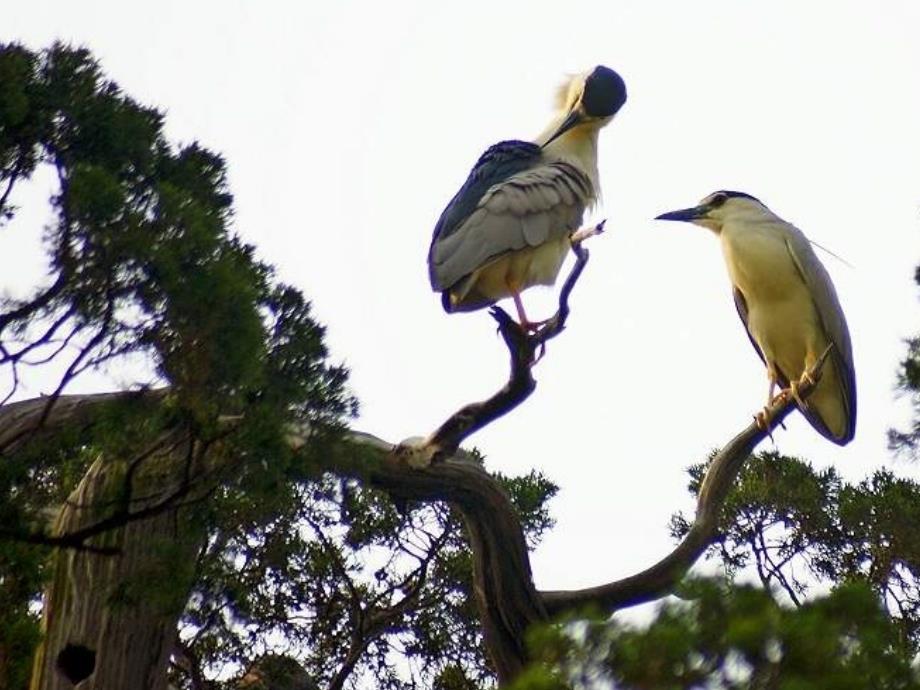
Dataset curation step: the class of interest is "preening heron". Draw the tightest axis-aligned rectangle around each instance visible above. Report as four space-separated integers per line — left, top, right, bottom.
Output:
655 191 856 446
428 66 627 328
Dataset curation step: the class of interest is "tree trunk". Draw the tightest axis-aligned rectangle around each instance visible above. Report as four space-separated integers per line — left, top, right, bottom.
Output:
29 439 206 690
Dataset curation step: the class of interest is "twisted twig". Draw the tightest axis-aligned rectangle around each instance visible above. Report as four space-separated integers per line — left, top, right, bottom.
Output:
395 234 597 467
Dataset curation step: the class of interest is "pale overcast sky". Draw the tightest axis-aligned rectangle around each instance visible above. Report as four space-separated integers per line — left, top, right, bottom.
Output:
6 2 920 595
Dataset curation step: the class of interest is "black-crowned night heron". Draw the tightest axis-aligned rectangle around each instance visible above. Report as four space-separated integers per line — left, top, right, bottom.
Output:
655 191 856 445
427 66 627 329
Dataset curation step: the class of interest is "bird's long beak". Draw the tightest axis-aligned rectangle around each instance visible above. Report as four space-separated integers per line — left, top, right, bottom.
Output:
542 108 583 148
654 205 706 222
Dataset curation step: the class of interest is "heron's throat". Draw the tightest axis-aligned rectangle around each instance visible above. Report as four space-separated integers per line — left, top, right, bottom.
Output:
539 126 601 195
696 218 723 234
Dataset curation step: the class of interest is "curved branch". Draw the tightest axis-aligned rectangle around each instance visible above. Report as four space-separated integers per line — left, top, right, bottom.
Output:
0 274 67 333
365 453 545 682
540 346 833 615
0 389 160 453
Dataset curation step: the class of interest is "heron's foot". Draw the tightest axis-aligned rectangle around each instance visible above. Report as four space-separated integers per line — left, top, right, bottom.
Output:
509 316 549 365
571 219 607 245
768 389 787 406
799 369 817 388
490 305 543 365
754 408 776 443
785 380 810 409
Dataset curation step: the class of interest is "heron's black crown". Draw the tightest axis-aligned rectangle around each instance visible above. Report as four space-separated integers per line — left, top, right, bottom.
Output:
709 190 762 208
582 66 627 118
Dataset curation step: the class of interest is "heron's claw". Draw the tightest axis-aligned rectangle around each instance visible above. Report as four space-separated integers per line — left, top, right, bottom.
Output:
774 372 815 411
754 409 776 443
768 389 788 406
787 380 809 409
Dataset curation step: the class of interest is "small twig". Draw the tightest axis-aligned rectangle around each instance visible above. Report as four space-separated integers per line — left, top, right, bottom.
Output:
0 352 20 406
0 153 25 218
532 229 598 348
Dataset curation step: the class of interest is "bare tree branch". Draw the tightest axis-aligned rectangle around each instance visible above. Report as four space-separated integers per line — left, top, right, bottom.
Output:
0 156 23 217
0 525 121 555
0 274 67 333
755 527 803 606
540 346 834 615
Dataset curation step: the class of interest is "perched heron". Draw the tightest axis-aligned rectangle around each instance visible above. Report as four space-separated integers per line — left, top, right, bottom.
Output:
427 66 627 328
655 191 856 445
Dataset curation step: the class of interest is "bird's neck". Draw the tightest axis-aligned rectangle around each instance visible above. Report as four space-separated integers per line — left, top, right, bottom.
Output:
538 126 601 195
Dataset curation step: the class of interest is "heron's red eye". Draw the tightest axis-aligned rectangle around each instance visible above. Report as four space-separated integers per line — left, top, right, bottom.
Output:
709 193 728 208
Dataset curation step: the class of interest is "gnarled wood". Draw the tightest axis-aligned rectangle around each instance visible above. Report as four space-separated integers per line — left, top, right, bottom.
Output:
0 391 159 455
367 452 545 681
24 423 207 690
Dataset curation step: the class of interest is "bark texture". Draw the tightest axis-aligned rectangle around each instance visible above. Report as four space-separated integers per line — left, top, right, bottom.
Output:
367 452 546 681
26 425 206 690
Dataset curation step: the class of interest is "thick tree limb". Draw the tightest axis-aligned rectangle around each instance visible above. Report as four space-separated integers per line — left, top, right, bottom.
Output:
0 389 162 454
0 388 206 553
365 452 545 682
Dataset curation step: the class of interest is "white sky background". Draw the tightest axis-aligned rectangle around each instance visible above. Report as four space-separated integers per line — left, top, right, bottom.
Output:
6 1 920 598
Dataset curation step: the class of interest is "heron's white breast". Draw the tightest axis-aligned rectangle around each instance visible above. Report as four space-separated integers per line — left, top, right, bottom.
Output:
719 222 805 303
720 221 822 366
718 216 849 440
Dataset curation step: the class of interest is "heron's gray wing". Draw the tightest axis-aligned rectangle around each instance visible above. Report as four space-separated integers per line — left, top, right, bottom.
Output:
429 158 593 291
428 141 542 289
732 286 772 371
783 227 857 443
